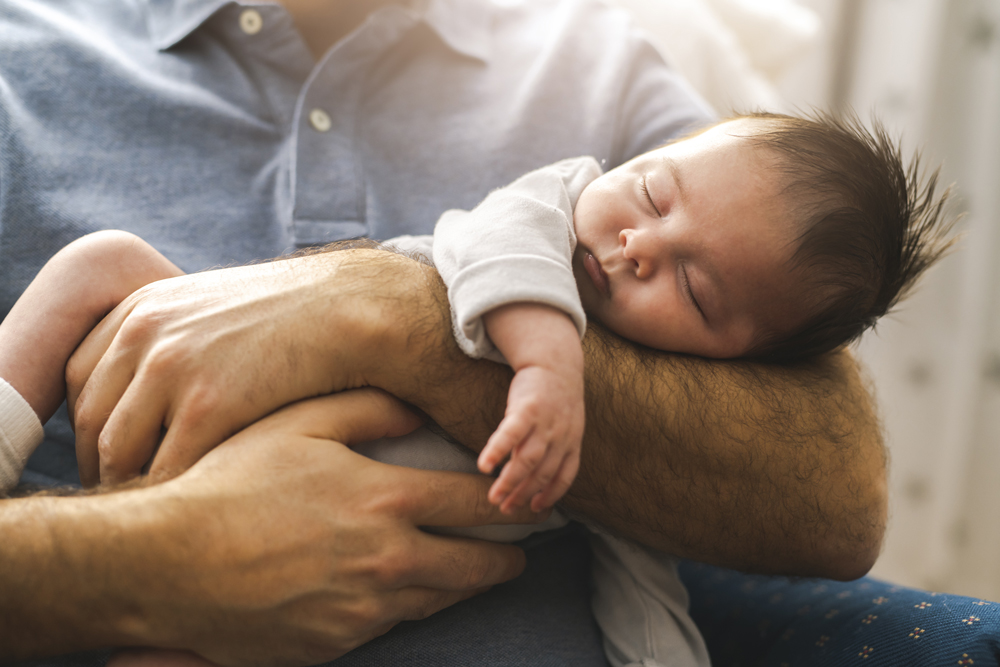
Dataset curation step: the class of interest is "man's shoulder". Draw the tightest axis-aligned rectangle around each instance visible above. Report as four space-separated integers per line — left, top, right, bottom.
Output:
489 0 644 52
482 0 713 164
0 0 152 77
489 0 633 24
0 0 148 36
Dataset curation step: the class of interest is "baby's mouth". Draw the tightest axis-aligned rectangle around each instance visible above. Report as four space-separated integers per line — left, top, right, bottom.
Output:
583 251 610 297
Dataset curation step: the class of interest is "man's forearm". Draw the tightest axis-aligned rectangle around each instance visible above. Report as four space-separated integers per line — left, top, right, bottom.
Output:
568 326 887 579
0 489 157 658
371 253 887 579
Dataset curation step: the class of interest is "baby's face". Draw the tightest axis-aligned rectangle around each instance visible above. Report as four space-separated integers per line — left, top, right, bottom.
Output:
573 119 800 357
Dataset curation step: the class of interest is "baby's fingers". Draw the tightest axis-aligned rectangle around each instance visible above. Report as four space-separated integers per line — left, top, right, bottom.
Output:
499 440 569 514
479 411 532 475
490 432 549 512
530 450 580 512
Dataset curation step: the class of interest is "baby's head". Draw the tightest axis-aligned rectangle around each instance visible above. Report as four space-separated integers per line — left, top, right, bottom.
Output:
572 112 955 362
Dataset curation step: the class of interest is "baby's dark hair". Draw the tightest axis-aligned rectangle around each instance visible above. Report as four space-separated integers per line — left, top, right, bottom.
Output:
735 111 957 364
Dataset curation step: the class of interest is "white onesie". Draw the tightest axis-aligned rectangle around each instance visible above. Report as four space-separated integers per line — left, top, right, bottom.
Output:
0 377 44 494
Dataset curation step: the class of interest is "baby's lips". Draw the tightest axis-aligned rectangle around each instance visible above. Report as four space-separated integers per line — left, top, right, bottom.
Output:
583 252 610 296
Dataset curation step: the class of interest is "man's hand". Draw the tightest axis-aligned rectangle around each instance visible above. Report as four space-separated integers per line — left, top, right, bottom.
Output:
66 250 400 486
1 388 544 664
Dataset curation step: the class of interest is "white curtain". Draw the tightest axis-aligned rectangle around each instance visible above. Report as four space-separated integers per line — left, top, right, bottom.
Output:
849 0 1000 601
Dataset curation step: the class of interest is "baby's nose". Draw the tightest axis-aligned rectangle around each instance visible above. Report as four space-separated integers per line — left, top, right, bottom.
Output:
619 229 654 279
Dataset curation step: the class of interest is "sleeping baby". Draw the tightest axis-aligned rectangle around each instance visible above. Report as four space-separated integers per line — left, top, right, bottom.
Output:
373 110 955 667
411 111 956 517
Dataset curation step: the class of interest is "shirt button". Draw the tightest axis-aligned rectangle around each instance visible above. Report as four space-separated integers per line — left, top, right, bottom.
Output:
239 9 263 35
309 108 332 132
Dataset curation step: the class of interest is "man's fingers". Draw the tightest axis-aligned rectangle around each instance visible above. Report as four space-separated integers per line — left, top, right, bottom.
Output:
107 649 217 667
271 389 423 446
146 389 422 482
96 379 170 484
64 308 127 415
147 415 217 483
390 585 492 623
395 466 547 527
73 352 141 487
401 532 526 591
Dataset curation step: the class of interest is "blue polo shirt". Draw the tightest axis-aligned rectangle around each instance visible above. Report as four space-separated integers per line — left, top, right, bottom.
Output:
0 0 712 305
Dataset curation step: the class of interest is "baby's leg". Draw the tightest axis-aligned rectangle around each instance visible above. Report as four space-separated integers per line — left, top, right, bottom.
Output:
0 231 183 423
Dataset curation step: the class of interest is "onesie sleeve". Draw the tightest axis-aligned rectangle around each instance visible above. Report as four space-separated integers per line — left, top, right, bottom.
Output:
382 234 434 262
433 156 602 361
0 377 44 494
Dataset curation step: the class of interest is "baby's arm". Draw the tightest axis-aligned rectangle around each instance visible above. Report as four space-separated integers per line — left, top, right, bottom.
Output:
0 231 183 424
480 302 584 513
433 157 602 513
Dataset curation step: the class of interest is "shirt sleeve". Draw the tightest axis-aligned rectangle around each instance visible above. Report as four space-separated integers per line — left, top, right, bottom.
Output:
433 156 602 362
0 377 44 494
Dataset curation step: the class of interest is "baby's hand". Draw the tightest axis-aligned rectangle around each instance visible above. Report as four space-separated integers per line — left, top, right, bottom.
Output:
479 363 584 514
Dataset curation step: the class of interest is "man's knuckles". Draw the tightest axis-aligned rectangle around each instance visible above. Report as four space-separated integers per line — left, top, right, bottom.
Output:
170 381 228 428
366 536 422 589
140 336 200 378
335 594 392 634
112 294 176 347
96 430 145 482
72 400 106 444
64 351 95 401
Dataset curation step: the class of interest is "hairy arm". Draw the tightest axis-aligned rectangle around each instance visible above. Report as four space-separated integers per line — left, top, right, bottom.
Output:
571 327 885 579
372 255 887 580
71 248 884 580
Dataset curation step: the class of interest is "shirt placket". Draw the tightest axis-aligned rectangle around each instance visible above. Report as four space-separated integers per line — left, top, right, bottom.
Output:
290 6 419 247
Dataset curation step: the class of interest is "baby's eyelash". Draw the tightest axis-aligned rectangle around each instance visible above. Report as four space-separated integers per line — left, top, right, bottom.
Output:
681 265 705 319
640 176 661 216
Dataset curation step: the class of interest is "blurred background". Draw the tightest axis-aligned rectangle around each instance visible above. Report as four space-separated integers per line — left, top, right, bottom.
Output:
609 0 1000 601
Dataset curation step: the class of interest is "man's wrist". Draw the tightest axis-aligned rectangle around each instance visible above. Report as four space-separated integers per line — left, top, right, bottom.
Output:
0 487 176 659
303 249 447 392
344 252 511 449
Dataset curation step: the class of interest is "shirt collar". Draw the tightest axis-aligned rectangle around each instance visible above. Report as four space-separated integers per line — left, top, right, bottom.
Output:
420 0 490 62
146 0 489 61
147 0 233 50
